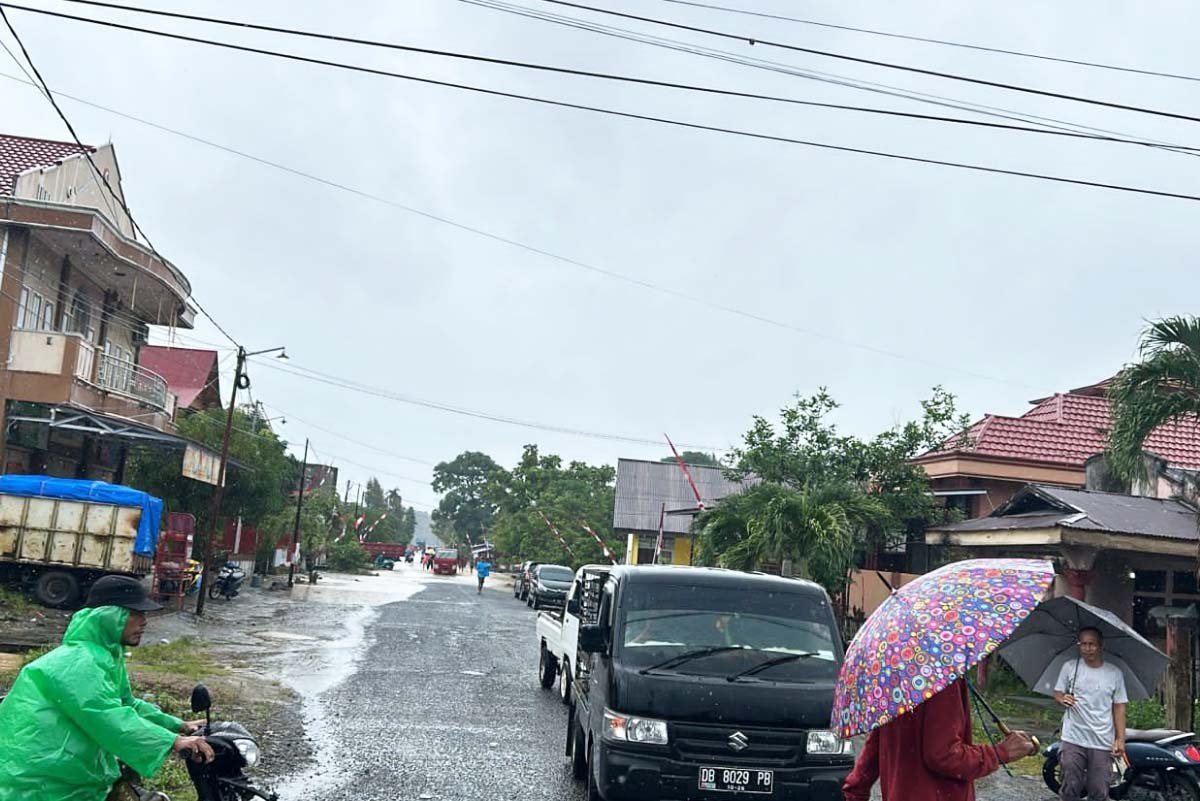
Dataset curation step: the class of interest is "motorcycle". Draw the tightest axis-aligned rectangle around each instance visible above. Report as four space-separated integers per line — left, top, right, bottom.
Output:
208 562 246 601
1044 728 1200 800
182 683 276 801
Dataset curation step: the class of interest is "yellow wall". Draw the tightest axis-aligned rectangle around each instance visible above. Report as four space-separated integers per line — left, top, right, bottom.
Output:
671 535 692 565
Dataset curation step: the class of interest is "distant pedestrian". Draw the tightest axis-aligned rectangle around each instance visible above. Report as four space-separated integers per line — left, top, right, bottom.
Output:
475 558 491 594
1053 627 1127 801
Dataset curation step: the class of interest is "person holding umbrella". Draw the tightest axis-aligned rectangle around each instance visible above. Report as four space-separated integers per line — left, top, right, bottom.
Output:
842 677 1037 801
1052 627 1128 801
833 559 1053 801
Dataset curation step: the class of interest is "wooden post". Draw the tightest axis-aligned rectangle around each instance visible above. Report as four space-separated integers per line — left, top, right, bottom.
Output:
1165 616 1194 730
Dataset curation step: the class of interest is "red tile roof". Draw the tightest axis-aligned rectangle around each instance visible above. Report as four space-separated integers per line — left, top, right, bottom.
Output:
924 391 1200 470
139 346 220 410
0 133 94 194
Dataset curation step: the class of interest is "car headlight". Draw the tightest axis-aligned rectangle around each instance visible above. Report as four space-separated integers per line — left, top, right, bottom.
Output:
603 709 669 745
807 730 852 755
233 738 260 767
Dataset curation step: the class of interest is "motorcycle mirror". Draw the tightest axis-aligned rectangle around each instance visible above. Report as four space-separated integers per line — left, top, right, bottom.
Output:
190 683 212 713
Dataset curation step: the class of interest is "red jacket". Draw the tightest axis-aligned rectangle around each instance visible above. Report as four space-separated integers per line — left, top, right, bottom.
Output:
842 680 1012 801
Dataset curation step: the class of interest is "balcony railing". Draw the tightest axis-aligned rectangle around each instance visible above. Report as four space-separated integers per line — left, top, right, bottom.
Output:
97 353 171 412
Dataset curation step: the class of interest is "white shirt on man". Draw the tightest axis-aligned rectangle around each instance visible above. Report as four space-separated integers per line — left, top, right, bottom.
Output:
1054 658 1128 750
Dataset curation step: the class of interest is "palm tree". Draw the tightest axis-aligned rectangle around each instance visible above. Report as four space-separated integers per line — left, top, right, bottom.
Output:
1108 316 1200 479
693 482 892 595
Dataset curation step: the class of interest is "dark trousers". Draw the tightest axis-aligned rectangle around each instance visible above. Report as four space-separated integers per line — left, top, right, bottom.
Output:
1060 741 1111 801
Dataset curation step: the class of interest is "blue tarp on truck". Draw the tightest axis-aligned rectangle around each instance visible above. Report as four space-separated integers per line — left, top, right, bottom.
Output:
0 475 164 556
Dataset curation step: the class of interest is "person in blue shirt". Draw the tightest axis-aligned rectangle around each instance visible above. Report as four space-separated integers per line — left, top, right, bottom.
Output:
475 559 491 594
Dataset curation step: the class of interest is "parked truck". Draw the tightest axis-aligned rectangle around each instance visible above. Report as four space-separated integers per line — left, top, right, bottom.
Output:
0 475 164 608
536 564 611 704
561 565 853 801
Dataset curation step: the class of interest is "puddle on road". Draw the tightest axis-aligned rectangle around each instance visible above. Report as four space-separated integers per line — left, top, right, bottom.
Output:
271 571 426 798
255 630 319 642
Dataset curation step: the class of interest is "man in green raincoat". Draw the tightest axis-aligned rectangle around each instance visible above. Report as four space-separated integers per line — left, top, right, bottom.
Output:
0 575 215 801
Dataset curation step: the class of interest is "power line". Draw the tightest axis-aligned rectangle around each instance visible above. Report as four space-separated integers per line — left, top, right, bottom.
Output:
0 5 241 347
3 3 1198 207
535 0 1200 124
464 0 1200 158
257 403 440 468
658 0 1200 84
249 356 731 451
0 71 1139 390
25 0 1199 153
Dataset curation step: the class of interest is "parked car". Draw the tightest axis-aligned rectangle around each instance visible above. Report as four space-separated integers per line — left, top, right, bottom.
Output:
565 566 853 801
514 560 541 600
527 563 574 610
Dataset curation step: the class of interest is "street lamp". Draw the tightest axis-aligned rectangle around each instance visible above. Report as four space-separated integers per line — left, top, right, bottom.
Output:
196 345 286 616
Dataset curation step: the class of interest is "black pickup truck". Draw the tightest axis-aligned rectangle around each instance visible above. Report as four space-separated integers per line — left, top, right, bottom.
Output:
566 566 852 801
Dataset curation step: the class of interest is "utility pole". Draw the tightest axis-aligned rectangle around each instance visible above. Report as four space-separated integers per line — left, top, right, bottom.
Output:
196 344 286 616
288 437 309 588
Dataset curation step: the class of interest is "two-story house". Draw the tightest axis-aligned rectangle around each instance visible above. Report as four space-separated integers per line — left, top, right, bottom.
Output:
0 133 198 480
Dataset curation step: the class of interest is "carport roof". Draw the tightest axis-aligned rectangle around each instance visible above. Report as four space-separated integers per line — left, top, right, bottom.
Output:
932 484 1200 542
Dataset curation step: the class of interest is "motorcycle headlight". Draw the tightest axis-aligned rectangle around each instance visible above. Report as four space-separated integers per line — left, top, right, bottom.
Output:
807 730 852 755
233 738 260 767
603 709 669 745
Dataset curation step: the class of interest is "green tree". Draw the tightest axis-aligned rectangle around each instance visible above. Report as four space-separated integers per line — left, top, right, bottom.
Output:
432 451 500 548
259 485 342 572
1108 316 1200 479
693 482 892 595
126 407 296 537
729 386 970 550
363 478 386 512
659 450 722 467
485 445 616 567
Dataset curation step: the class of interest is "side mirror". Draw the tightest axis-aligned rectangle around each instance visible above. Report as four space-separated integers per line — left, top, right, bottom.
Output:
190 683 212 713
579 624 608 654
567 598 580 616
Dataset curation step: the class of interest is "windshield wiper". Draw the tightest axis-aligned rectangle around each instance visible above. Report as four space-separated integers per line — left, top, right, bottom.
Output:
639 646 747 674
725 652 820 682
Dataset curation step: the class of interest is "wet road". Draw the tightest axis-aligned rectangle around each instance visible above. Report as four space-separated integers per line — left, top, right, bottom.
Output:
274 563 585 800
265 562 1050 801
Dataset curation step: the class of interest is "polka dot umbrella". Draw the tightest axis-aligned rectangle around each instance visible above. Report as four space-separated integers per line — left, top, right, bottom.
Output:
831 558 1056 739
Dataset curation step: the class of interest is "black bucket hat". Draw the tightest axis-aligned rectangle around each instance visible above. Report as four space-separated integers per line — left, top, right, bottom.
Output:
85 575 163 612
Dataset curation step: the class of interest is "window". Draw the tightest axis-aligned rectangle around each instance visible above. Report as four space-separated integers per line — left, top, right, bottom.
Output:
1131 569 1200 636
40 301 54 331
26 293 42 331
15 287 29 330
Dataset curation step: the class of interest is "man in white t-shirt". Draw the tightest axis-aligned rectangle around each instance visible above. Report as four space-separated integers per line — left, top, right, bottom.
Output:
1052 627 1128 801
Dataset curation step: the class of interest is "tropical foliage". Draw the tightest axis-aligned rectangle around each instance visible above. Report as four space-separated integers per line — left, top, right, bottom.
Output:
693 386 971 595
1108 316 1200 479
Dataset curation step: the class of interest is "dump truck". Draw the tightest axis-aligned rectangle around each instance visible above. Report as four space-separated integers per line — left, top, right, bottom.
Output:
0 475 164 607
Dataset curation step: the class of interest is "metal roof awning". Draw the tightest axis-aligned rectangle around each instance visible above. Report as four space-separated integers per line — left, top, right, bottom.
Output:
8 404 242 469
9 404 191 446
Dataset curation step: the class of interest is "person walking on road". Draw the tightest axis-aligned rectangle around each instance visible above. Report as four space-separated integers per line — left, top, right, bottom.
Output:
0 576 215 801
475 558 491 594
842 678 1037 801
1053 627 1128 801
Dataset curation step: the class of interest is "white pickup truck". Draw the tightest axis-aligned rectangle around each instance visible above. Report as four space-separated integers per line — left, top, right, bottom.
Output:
535 564 610 706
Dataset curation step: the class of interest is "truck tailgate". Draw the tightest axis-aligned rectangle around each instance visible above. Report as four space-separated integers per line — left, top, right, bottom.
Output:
0 494 142 572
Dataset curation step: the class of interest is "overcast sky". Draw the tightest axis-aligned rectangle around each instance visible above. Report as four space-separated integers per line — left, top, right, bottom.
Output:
4 0 1199 510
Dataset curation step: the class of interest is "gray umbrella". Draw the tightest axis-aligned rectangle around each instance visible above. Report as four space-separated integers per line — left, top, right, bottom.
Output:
996 595 1167 701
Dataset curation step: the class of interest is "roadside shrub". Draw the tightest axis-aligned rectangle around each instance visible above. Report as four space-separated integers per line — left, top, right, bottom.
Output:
325 540 369 572
1126 699 1167 729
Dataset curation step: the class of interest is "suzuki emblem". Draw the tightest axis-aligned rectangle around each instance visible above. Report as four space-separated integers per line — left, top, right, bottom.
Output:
728 731 749 752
